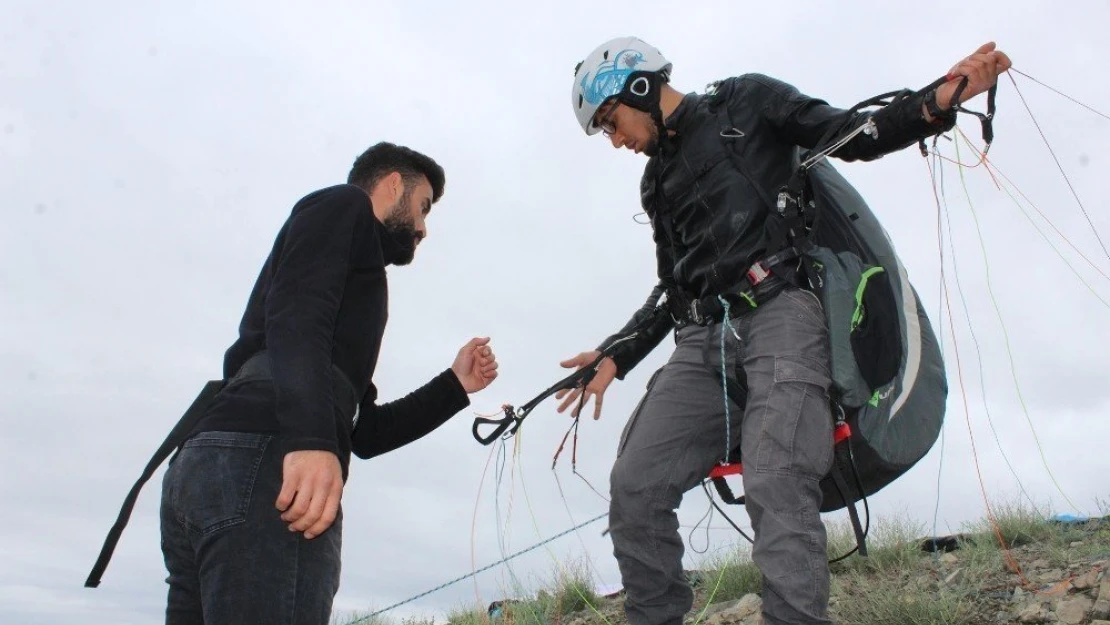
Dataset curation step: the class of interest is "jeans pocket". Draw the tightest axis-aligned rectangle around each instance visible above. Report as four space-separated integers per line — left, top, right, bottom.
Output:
171 432 272 535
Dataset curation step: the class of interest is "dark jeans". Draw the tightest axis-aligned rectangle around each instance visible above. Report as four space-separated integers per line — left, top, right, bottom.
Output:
160 431 343 625
609 286 835 625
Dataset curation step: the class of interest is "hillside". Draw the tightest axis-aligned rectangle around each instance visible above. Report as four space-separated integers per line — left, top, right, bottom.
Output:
337 500 1110 625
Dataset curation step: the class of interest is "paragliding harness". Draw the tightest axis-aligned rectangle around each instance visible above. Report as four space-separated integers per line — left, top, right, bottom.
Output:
696 73 996 559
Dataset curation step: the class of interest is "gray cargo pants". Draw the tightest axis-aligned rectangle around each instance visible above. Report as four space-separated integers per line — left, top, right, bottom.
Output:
609 286 835 625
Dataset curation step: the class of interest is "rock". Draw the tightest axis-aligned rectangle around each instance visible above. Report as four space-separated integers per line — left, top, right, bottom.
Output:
1019 602 1049 623
1035 569 1068 584
1033 559 1051 569
1071 541 1084 548
945 568 965 585
701 600 742 619
702 594 762 625
1093 599 1110 620
1090 621 1110 625
1074 568 1100 590
940 553 959 565
1056 595 1094 625
1099 576 1110 600
1014 587 1028 602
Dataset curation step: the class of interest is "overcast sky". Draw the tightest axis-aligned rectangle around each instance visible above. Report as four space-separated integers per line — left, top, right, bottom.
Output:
3 1 1109 623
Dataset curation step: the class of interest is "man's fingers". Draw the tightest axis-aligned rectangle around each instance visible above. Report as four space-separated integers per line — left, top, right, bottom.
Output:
975 41 995 55
304 484 342 540
290 490 327 532
593 392 603 420
557 387 583 413
997 51 1012 72
572 389 593 418
291 466 340 532
282 486 314 523
275 477 297 512
303 501 339 540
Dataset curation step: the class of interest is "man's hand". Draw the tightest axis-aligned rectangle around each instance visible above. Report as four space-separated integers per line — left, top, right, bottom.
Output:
275 450 343 540
554 351 618 420
452 336 499 393
937 41 1013 110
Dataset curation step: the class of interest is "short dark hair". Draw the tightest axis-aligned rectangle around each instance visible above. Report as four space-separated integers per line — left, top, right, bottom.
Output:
347 142 446 203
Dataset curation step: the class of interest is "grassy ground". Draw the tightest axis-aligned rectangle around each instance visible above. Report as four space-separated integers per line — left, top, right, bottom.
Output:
333 495 1110 625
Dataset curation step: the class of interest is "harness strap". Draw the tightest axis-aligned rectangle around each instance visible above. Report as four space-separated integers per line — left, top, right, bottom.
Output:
85 352 358 588
829 443 869 557
668 248 800 326
710 475 745 506
84 378 224 588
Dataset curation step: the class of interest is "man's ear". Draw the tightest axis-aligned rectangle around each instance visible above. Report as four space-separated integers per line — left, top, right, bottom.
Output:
388 171 403 202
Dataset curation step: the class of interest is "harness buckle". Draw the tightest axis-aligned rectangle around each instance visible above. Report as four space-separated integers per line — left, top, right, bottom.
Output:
746 260 772 286
689 299 703 325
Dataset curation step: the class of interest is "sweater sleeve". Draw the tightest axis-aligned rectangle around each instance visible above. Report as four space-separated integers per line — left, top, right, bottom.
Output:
265 185 372 456
350 369 471 459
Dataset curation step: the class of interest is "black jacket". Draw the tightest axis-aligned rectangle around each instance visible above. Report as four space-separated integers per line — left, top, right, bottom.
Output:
597 73 956 378
193 184 470 478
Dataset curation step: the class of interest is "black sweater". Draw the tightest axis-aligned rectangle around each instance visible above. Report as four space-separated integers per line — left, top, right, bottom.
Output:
192 184 469 478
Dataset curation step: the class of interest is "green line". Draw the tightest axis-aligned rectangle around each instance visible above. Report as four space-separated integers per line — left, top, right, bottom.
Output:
952 136 1081 514
851 267 886 330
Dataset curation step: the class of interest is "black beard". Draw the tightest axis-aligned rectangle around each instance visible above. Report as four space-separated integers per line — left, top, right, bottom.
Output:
642 123 661 157
383 202 418 266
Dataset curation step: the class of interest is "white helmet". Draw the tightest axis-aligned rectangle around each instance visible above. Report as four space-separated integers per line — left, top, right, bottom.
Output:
571 36 672 135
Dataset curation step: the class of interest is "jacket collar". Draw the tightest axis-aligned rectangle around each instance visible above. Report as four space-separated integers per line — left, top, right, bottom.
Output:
664 92 703 136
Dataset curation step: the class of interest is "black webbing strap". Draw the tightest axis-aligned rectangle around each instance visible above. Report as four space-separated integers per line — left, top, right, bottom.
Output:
84 378 224 588
710 476 745 506
829 444 868 557
85 352 359 588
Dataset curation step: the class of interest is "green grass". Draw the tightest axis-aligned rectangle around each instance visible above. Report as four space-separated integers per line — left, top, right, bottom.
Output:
331 611 391 625
481 556 602 625
693 545 763 604
835 573 974 625
332 611 440 625
959 494 1056 548
828 508 927 575
445 604 489 625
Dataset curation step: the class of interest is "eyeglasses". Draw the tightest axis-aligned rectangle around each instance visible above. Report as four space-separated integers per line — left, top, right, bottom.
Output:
592 103 618 136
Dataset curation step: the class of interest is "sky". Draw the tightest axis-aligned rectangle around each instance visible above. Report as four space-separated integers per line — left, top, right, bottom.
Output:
2 0 1109 623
